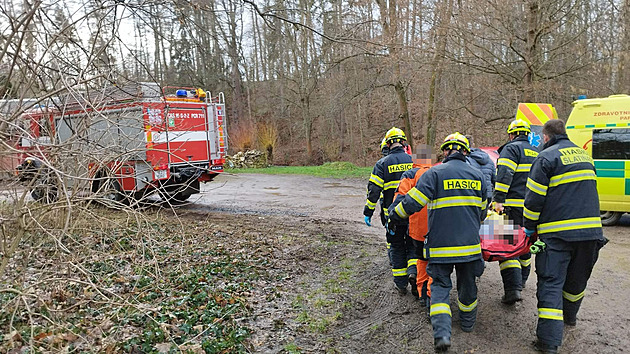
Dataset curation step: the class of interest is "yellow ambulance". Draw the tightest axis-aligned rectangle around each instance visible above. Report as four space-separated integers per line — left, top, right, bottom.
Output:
565 94 630 225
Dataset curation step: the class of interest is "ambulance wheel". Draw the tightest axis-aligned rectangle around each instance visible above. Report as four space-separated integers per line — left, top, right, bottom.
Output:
600 211 622 226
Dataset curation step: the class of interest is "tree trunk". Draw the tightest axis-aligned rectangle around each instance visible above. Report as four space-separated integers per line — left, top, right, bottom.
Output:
303 97 313 158
618 0 630 93
375 0 414 150
426 0 452 148
523 0 539 102
228 6 244 123
395 80 411 147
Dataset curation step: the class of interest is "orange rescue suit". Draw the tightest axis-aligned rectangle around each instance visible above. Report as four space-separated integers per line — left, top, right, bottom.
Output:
394 163 432 296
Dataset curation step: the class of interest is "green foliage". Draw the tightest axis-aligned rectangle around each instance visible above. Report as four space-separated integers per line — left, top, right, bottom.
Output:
0 216 256 354
226 161 372 178
284 342 302 353
121 255 253 353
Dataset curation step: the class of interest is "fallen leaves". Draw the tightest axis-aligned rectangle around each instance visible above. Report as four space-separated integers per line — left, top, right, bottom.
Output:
0 210 293 353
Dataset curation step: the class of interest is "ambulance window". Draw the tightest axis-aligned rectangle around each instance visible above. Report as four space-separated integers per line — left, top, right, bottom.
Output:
592 129 630 160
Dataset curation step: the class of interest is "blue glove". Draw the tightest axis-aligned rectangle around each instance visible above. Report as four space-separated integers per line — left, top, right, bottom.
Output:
385 220 396 235
524 228 535 238
364 216 372 227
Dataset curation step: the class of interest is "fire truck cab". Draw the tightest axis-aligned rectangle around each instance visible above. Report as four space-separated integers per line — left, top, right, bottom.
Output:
13 82 227 204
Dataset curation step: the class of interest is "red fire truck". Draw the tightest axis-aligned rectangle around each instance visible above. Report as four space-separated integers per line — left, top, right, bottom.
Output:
11 82 227 204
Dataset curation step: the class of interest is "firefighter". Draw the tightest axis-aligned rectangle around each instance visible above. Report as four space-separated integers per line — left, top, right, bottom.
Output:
388 133 487 352
364 127 415 295
380 136 390 157
523 119 605 353
493 119 537 304
392 145 434 303
465 135 496 207
378 135 392 265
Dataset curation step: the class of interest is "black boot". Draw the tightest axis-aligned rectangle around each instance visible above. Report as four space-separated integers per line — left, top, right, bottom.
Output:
434 337 451 352
533 339 558 353
501 290 522 305
394 283 408 295
461 322 475 333
419 281 428 306
409 273 419 298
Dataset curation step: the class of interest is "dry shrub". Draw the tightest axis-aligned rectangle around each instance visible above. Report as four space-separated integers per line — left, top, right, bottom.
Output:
229 120 256 152
257 120 278 164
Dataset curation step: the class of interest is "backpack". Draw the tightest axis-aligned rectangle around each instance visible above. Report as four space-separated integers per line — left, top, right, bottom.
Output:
479 212 531 262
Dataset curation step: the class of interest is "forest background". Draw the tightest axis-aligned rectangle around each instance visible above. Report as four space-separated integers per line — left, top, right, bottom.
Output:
2 0 630 166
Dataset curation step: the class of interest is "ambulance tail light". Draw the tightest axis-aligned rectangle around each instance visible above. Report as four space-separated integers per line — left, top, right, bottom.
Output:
153 163 168 171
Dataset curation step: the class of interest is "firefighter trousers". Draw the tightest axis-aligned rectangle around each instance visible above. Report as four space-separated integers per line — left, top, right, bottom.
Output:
427 259 484 339
499 253 531 291
387 225 418 289
380 204 393 267
535 237 604 347
500 207 531 290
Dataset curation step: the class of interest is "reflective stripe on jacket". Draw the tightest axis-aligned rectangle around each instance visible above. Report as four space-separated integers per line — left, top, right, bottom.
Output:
389 152 487 264
393 164 431 241
523 134 603 241
364 146 413 217
493 135 538 211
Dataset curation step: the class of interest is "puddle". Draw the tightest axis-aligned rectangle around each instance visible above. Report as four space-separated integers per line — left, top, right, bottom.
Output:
263 187 280 190
323 182 351 188
181 204 308 217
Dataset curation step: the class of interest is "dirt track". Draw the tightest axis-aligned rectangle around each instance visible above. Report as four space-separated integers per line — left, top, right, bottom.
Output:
187 173 629 353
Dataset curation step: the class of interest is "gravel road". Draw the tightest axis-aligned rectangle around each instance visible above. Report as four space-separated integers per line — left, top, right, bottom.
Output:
182 173 630 353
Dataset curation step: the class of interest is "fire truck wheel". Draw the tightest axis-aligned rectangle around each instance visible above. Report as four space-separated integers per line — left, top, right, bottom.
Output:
31 184 58 203
165 192 192 204
92 177 126 206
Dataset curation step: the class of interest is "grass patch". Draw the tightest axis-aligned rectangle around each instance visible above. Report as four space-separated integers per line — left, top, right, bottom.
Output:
226 161 372 179
284 342 302 353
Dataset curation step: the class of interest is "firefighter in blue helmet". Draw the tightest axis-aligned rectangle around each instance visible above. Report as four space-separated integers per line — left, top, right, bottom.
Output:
524 119 605 353
364 127 417 295
388 132 487 352
493 119 538 304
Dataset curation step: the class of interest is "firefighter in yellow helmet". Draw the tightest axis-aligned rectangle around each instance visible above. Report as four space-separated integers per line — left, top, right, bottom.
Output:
364 127 417 295
380 136 389 157
377 133 392 265
493 118 537 304
388 132 487 352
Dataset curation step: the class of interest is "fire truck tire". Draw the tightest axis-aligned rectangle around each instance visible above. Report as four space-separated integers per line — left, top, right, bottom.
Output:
30 184 58 203
160 191 192 205
92 176 126 206
600 211 623 226
171 192 192 203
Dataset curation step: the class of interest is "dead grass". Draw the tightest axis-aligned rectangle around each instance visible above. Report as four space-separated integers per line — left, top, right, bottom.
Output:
257 121 278 163
229 121 256 153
